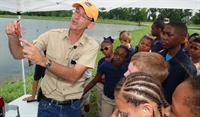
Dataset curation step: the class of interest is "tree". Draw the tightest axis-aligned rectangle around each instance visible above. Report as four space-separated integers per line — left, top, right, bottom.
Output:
132 8 148 26
191 11 200 24
157 9 192 23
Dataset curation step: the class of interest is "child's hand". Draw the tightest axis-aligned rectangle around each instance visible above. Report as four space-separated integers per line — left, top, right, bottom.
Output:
23 96 36 102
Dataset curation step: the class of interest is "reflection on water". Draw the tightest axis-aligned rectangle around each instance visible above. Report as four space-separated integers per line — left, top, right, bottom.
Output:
0 18 140 84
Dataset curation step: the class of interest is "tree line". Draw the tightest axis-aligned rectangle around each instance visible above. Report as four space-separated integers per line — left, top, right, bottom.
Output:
0 8 199 24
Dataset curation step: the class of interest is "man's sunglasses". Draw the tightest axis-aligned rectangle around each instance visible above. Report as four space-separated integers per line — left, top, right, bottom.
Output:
100 47 109 51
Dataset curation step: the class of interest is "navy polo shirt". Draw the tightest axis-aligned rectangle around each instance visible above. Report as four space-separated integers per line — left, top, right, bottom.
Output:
97 57 106 70
127 47 135 63
98 60 128 99
151 38 163 52
160 49 197 104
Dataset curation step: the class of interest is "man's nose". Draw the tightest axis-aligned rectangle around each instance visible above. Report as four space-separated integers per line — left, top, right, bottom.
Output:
73 13 81 20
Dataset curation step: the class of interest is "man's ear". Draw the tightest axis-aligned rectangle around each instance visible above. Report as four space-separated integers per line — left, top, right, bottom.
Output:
142 103 154 117
87 22 95 29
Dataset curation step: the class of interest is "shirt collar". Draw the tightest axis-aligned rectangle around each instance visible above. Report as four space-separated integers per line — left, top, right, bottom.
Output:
63 29 86 46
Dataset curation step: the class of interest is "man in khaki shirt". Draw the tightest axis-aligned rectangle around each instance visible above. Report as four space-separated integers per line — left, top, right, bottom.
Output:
5 1 99 117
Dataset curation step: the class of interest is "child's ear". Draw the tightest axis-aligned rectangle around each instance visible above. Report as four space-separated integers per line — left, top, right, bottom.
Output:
141 103 154 117
164 106 171 117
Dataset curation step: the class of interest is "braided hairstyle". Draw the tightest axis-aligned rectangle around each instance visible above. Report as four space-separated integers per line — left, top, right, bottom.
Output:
184 75 200 117
115 72 168 117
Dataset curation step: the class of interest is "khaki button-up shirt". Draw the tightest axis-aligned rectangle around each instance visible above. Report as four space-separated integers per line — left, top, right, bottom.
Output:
35 29 99 101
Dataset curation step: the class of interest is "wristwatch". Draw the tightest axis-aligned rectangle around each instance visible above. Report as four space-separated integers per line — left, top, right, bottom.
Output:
45 59 52 69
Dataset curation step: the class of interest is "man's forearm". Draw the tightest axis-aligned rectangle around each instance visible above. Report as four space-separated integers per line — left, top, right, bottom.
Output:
45 60 87 83
8 35 23 59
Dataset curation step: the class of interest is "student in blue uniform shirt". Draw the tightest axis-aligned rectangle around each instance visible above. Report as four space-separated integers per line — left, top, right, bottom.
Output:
160 22 197 104
83 45 129 117
96 36 114 117
151 20 164 52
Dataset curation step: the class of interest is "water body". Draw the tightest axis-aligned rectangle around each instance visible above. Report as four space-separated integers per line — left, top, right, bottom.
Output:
0 18 140 84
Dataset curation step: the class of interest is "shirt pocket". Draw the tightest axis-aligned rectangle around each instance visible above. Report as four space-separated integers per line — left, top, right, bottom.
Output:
46 50 62 62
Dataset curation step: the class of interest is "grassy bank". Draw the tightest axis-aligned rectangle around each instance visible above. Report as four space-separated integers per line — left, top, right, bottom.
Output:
0 73 33 102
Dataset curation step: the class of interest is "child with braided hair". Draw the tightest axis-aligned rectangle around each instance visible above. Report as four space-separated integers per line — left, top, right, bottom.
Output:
170 75 200 117
113 72 169 117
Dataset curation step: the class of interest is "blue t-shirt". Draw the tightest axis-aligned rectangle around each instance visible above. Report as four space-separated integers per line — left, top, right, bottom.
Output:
98 60 128 99
160 49 197 104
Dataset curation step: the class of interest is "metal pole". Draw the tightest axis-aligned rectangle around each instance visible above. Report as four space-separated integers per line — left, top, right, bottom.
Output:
17 12 26 95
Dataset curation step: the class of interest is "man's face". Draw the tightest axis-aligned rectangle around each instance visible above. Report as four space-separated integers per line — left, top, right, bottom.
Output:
161 25 183 50
170 82 194 117
70 6 92 30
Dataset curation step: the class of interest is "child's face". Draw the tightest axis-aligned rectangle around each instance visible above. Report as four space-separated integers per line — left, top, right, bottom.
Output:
161 25 184 50
120 32 131 48
113 48 127 66
151 25 160 37
120 39 131 48
100 43 113 57
188 42 200 61
138 38 152 52
115 92 143 117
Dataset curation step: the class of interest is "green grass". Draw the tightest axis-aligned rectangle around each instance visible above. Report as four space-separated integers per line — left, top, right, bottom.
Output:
0 73 33 102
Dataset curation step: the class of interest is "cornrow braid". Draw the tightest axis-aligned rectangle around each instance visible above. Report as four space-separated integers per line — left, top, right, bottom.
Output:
115 72 167 117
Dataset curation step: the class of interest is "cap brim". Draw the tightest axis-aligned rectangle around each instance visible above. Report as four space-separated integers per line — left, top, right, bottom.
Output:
72 3 93 20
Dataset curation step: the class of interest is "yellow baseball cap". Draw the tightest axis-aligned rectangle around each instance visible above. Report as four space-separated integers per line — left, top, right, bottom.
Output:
72 1 99 22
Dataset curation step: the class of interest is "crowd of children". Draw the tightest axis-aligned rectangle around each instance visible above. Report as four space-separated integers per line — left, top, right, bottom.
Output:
26 20 199 117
